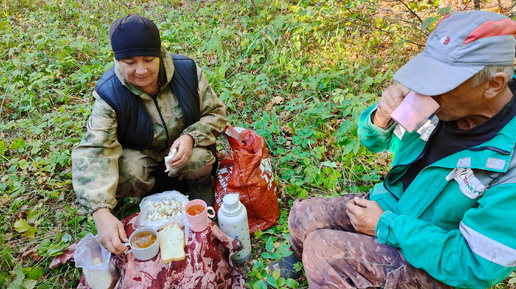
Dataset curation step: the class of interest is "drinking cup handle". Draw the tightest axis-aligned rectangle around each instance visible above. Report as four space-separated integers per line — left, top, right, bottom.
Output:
124 242 133 255
207 206 216 218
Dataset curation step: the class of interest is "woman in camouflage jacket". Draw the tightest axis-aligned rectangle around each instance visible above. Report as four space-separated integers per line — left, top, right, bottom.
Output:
71 15 227 254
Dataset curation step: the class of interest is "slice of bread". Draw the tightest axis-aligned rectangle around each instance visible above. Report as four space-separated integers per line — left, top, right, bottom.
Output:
83 257 119 289
158 223 186 263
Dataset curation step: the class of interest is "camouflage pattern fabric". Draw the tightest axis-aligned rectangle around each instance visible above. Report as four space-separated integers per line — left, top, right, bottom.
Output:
116 147 215 200
72 47 227 213
50 213 246 289
289 193 453 289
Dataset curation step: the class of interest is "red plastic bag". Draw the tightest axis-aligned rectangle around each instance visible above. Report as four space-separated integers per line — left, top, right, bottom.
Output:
215 126 279 234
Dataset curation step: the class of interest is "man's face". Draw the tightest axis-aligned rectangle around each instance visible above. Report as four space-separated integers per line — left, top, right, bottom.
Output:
431 78 488 127
118 56 160 94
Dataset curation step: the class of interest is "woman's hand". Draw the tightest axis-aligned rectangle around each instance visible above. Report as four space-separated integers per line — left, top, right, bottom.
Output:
92 208 129 254
345 198 384 236
373 84 411 128
167 135 194 169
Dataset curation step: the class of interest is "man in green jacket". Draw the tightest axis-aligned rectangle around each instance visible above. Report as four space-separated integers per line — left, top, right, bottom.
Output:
285 11 516 288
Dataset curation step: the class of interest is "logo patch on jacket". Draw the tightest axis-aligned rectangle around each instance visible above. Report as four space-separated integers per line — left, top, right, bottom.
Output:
446 168 487 199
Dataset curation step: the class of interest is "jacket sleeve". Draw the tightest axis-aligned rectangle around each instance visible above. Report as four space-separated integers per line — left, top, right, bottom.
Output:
357 105 400 153
181 65 227 147
71 93 122 213
375 182 516 288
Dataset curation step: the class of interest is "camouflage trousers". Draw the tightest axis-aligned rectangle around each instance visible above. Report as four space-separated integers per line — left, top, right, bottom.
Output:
116 147 215 199
288 193 453 289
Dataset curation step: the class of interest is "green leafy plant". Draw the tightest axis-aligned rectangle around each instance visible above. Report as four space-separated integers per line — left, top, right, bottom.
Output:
2 0 513 288
247 211 305 289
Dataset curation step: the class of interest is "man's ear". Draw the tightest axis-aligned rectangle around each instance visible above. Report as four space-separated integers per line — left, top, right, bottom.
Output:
484 72 508 99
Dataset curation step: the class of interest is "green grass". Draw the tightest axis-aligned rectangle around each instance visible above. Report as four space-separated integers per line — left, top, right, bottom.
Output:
1 0 514 288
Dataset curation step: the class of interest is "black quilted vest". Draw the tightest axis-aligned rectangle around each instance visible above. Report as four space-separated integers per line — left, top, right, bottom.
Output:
94 54 201 151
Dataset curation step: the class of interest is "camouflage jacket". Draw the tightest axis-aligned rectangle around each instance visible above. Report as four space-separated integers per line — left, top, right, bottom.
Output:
72 48 227 213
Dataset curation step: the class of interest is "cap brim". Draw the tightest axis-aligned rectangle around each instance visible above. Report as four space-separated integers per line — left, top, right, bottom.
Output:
393 53 484 95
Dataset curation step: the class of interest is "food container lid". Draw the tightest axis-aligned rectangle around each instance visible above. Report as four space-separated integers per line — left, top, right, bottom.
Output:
222 194 242 214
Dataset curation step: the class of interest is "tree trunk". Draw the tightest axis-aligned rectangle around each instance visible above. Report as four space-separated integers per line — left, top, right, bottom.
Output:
474 0 480 10
512 0 516 20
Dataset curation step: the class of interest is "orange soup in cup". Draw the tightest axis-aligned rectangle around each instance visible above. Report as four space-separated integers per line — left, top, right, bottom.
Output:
186 204 205 216
130 230 157 249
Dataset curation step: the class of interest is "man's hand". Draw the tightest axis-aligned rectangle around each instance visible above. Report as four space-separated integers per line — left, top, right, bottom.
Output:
167 135 194 169
92 208 129 254
373 84 411 128
345 197 384 236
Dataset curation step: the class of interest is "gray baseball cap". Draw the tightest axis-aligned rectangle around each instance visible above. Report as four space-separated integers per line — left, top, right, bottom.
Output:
393 11 516 96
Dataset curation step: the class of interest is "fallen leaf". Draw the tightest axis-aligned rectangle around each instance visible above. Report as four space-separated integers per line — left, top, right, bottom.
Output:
14 218 32 233
17 209 28 220
270 96 284 105
0 194 10 206
22 245 41 262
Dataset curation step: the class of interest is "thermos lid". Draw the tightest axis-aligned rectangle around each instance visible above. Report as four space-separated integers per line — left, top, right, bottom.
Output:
222 193 241 214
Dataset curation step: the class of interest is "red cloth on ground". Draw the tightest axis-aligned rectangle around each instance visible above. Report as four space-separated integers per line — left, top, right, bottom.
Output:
51 213 247 289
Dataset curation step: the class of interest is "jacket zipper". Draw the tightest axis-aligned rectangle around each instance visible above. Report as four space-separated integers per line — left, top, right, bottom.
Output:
383 123 440 201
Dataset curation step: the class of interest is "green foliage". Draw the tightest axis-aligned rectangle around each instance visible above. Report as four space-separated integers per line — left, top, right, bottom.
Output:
1 0 132 287
3 0 511 288
247 210 305 288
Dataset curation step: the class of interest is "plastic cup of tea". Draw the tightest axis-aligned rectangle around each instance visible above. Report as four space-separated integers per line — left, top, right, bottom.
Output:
125 227 159 261
390 91 439 133
185 199 215 232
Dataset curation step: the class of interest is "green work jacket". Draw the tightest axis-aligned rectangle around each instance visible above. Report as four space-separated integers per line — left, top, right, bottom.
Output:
358 105 516 288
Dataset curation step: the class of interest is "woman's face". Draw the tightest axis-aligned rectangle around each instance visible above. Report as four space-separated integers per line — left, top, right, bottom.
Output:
118 56 160 94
